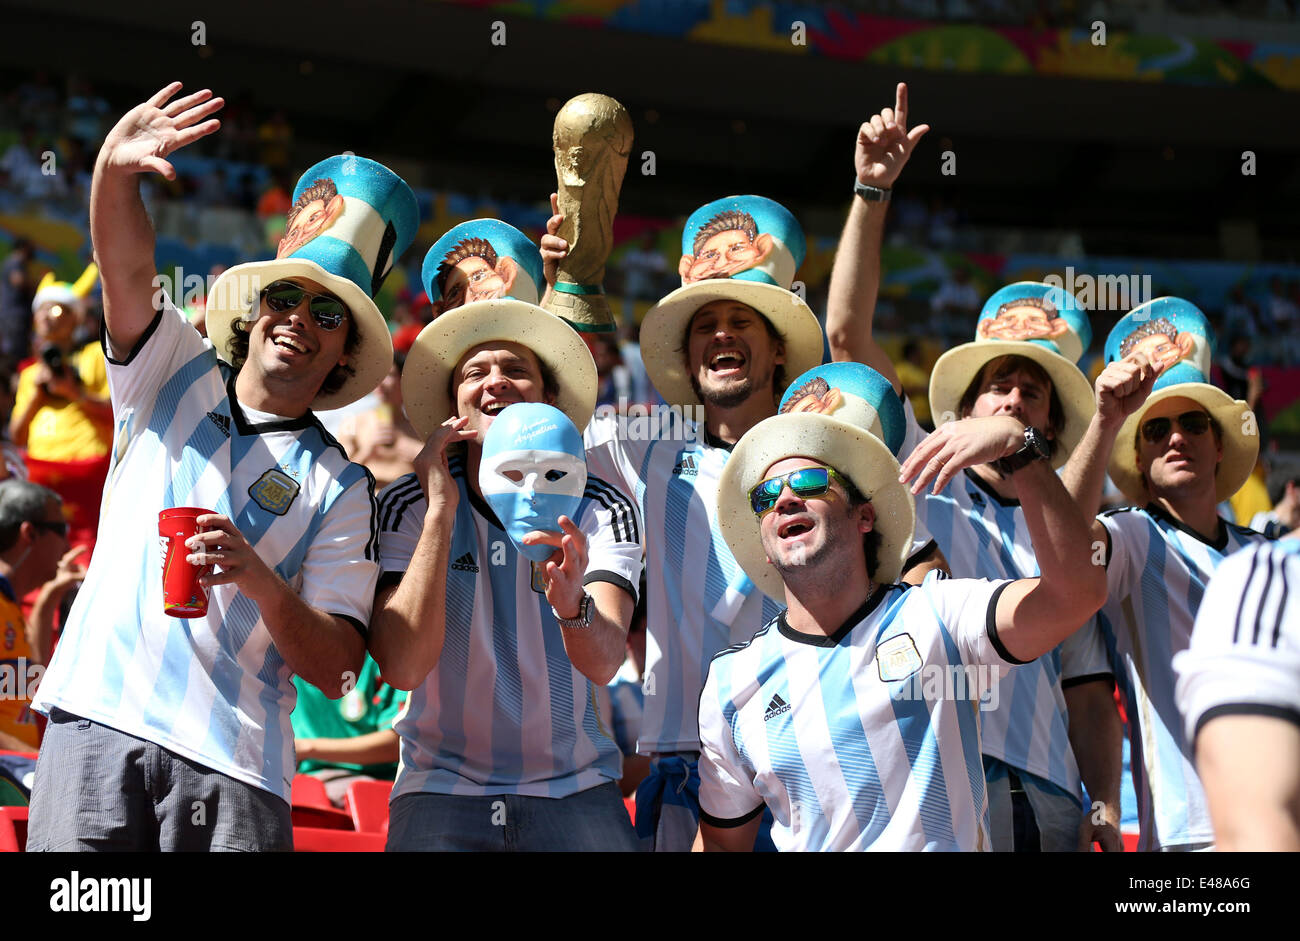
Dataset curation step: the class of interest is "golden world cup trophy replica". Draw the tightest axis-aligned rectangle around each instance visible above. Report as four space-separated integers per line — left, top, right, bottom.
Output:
544 93 633 333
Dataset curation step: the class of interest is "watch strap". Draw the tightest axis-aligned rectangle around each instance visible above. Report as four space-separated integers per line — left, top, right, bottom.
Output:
853 180 891 202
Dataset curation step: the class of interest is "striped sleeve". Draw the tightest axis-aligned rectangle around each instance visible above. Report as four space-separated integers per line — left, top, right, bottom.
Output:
578 473 643 601
103 293 208 411
1175 542 1300 744
376 473 426 580
297 470 381 635
698 660 764 827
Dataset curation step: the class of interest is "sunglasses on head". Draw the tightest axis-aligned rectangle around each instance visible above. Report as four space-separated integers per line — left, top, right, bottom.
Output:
260 280 349 331
749 466 847 516
1140 410 1211 444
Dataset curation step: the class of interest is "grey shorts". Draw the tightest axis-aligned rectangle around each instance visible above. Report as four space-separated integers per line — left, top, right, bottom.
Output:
386 781 641 852
27 707 292 852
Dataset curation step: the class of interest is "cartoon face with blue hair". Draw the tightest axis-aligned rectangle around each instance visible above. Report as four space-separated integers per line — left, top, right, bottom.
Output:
434 237 519 314
977 296 1071 343
679 210 773 284
277 177 345 259
479 403 588 562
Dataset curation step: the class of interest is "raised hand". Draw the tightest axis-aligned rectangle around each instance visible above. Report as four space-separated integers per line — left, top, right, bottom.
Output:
97 82 224 181
856 82 930 190
413 416 476 510
540 192 568 288
521 515 588 620
1094 353 1157 431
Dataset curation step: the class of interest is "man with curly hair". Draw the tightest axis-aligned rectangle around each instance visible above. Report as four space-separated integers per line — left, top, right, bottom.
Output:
678 210 773 283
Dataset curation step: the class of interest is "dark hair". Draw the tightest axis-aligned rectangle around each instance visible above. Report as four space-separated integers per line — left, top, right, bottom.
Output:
226 308 361 400
692 210 759 256
436 238 498 296
957 355 1065 459
1119 317 1179 358
831 467 882 581
0 480 60 553
286 178 339 227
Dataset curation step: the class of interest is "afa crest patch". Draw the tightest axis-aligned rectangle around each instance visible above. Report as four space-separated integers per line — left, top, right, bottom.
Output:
249 468 300 516
876 633 923 683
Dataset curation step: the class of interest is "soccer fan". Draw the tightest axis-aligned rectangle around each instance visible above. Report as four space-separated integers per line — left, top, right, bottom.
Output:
1070 298 1266 851
698 406 1106 851
1174 539 1300 851
369 290 642 851
540 85 940 851
27 83 416 851
0 480 79 752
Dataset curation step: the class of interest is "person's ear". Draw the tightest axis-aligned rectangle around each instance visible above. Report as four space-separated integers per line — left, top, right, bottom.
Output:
678 254 696 282
495 257 517 295
1177 334 1195 359
751 233 774 265
856 499 876 535
1046 317 1070 338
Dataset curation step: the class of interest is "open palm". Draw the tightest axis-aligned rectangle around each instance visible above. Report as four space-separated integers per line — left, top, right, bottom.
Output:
855 82 930 189
100 82 224 181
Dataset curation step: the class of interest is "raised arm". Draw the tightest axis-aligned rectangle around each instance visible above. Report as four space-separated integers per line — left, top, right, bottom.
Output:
825 82 928 391
1060 353 1156 518
91 83 223 358
368 418 476 690
899 415 1107 661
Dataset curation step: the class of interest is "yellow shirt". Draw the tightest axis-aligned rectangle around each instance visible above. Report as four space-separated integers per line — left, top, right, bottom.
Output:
1229 468 1272 528
14 342 112 462
895 359 933 425
0 588 39 749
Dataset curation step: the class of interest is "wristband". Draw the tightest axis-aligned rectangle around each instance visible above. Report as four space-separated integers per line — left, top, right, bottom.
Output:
854 180 891 202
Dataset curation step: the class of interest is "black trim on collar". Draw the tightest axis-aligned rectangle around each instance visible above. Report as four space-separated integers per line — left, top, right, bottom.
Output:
1145 502 1228 551
702 426 733 452
225 368 315 436
777 583 892 648
1061 672 1114 691
700 802 765 829
102 303 165 366
984 582 1027 664
963 467 1019 507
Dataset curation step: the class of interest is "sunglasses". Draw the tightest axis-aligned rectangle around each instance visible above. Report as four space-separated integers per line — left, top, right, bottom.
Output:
33 519 68 537
749 466 847 516
260 281 349 331
1140 410 1212 444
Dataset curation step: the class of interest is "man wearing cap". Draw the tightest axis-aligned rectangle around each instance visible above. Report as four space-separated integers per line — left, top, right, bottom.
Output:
826 96 1128 850
697 406 1106 851
1066 298 1267 851
542 90 942 851
367 226 642 851
28 84 415 851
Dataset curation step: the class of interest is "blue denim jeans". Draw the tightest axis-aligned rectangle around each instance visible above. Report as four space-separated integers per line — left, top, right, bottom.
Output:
27 708 292 852
386 781 641 851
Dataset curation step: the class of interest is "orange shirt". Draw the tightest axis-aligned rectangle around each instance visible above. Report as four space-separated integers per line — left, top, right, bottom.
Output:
0 581 39 749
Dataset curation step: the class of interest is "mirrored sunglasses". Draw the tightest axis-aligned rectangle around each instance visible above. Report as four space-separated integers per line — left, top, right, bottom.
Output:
749 466 847 516
260 280 349 331
1140 410 1211 444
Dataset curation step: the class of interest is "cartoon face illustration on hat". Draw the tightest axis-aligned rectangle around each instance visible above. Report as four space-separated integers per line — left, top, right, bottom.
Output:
675 196 805 289
278 178 346 258
423 220 545 317
778 361 905 457
977 296 1070 343
1105 297 1213 387
971 282 1091 364
479 403 588 562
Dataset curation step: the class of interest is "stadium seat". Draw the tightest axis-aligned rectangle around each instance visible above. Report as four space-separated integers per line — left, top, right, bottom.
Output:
293 826 385 853
343 779 392 834
291 773 333 810
0 806 28 852
291 774 353 830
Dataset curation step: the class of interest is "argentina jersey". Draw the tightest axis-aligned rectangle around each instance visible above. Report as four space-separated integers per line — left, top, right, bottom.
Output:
1095 505 1267 850
903 401 1107 800
32 299 379 803
1175 540 1300 747
585 411 782 756
698 572 1018 851
377 452 642 799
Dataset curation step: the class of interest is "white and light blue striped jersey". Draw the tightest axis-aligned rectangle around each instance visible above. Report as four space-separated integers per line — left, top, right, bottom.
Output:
585 410 936 757
32 299 379 803
378 455 642 799
606 666 645 758
902 402 1109 798
698 571 1017 851
1095 505 1267 850
1175 539 1300 746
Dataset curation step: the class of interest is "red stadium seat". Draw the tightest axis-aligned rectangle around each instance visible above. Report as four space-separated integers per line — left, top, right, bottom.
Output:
624 795 636 822
293 826 385 852
291 774 333 811
343 779 392 834
0 806 28 852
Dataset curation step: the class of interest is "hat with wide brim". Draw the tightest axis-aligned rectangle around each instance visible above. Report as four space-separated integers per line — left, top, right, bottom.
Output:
207 257 394 412
717 412 916 602
929 340 1095 469
640 280 824 410
402 297 597 439
1108 383 1256 504
206 154 418 411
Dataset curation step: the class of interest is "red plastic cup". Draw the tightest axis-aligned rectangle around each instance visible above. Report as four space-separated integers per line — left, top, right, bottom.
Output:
158 507 214 618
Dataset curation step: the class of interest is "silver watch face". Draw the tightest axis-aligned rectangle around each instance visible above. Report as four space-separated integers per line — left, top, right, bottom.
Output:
1025 427 1051 459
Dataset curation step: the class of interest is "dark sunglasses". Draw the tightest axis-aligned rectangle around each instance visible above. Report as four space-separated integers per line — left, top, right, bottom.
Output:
260 280 348 331
33 519 68 537
1140 410 1211 444
749 466 847 516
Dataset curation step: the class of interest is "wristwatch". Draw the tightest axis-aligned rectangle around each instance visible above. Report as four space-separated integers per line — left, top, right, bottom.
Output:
991 426 1051 477
854 180 891 202
553 593 594 630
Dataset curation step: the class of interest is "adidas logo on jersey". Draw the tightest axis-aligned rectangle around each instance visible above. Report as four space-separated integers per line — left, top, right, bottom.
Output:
672 455 699 477
763 693 791 721
206 411 231 437
450 553 479 573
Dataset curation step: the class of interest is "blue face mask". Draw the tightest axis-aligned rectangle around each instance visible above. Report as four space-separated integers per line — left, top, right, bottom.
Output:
479 403 587 561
